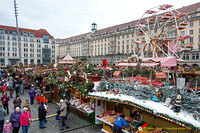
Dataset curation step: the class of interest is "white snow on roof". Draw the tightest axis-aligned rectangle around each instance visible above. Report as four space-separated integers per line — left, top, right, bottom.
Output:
89 92 200 129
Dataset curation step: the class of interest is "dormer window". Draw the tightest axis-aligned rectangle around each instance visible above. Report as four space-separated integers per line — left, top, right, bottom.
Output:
29 32 34 38
43 35 49 43
0 29 5 34
23 31 28 37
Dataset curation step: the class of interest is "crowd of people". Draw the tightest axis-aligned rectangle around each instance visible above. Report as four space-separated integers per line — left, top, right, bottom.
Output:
0 69 70 133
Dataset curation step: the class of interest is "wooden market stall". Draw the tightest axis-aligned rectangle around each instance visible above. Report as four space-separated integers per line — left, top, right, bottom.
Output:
61 84 95 123
88 93 200 133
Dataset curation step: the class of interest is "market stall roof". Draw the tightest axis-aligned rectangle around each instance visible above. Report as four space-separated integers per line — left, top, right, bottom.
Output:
63 54 74 60
88 92 200 130
116 63 159 67
142 56 178 67
58 54 81 64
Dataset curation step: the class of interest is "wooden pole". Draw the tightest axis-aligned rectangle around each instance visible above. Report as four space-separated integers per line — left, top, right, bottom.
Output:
104 101 107 113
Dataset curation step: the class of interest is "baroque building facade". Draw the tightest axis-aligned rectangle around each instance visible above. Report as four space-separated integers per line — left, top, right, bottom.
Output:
57 2 200 66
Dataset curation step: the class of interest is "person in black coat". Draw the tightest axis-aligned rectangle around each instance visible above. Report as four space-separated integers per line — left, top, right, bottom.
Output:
38 102 46 129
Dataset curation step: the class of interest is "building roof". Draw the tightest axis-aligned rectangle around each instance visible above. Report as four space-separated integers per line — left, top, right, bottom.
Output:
56 2 200 42
56 32 90 43
0 25 54 39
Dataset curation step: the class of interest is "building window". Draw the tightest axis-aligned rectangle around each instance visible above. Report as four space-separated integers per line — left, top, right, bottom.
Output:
0 59 5 65
12 53 17 57
30 38 34 42
199 45 200 50
12 30 17 36
37 59 41 64
191 14 197 19
12 36 17 41
122 41 124 45
0 29 5 34
43 35 49 43
190 37 193 43
0 47 5 51
127 40 129 45
13 48 17 51
190 22 194 27
29 32 34 37
132 33 134 38
192 53 195 60
196 53 199 60
51 40 55 44
197 7 200 11
122 35 124 39
186 54 189 60
189 30 193 35
30 59 34 64
23 32 28 37
127 45 129 53
127 34 129 38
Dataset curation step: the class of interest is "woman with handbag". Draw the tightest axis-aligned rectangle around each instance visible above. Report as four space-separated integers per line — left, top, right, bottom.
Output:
10 107 22 133
20 107 31 133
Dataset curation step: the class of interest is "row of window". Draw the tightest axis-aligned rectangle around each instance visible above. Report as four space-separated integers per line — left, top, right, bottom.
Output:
183 53 199 60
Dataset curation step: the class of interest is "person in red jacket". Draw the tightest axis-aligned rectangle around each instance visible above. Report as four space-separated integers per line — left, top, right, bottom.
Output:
20 107 31 133
1 83 7 94
1 93 9 114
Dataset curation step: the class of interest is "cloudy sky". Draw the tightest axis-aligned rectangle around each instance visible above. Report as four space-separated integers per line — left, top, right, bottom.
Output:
0 0 199 39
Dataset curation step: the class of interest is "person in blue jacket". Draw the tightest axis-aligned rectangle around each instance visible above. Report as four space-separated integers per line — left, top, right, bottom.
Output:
113 114 129 133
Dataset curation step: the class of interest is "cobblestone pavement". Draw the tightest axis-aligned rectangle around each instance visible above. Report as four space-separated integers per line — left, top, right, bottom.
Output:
3 89 102 133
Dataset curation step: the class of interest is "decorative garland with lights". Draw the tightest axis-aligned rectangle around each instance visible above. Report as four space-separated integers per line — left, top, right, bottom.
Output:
59 82 88 98
87 95 200 131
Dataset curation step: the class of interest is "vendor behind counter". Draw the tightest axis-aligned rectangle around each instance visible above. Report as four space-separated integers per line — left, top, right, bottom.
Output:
113 114 130 133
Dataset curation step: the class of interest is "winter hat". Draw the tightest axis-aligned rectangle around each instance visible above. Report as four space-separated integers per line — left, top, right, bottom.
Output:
60 99 64 103
177 95 181 99
23 107 28 111
15 107 20 111
6 120 9 123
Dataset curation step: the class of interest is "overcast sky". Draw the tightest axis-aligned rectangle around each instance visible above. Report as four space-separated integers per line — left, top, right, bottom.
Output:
0 0 200 39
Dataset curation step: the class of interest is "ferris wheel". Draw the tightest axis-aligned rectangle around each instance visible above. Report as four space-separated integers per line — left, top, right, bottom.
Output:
133 4 192 59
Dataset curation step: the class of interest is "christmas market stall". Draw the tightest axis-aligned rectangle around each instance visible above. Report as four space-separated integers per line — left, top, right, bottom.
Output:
57 64 96 123
87 80 200 133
